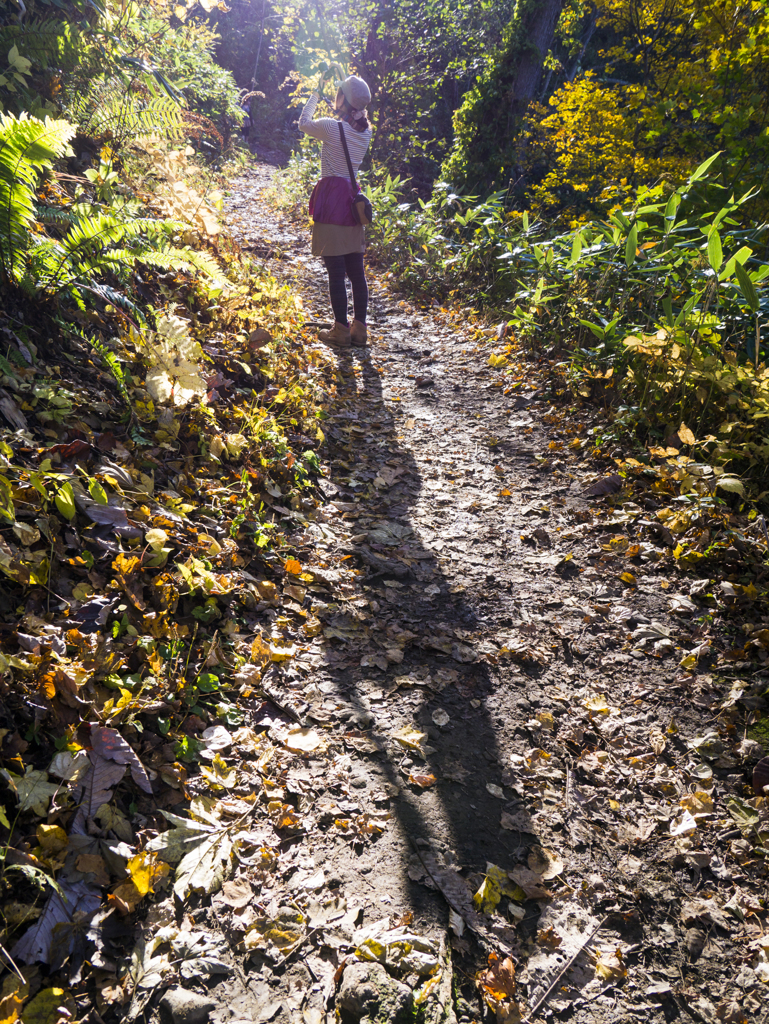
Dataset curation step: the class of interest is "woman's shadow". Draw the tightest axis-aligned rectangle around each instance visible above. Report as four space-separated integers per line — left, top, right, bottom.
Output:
302 325 543 945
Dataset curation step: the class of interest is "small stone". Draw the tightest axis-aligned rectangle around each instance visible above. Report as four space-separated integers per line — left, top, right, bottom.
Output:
338 961 413 1023
349 773 368 789
159 989 216 1024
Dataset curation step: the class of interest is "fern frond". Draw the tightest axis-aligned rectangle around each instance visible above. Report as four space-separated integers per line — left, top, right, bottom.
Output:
0 112 76 284
66 86 186 146
79 283 147 329
35 204 79 229
0 20 85 75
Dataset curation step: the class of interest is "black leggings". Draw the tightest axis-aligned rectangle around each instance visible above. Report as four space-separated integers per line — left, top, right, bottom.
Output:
322 253 368 326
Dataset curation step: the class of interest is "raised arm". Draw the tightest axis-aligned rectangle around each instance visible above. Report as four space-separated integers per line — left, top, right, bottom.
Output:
298 92 337 143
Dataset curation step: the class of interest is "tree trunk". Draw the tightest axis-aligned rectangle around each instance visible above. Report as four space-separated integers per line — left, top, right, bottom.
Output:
509 0 564 124
441 0 564 193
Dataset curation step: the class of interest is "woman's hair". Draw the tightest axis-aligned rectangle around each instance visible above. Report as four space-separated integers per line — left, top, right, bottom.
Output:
338 92 370 132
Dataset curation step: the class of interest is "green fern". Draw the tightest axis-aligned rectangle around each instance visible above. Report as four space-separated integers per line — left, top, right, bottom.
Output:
66 87 186 148
0 111 75 285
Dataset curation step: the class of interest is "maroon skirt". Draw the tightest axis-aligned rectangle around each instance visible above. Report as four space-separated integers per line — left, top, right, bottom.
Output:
308 176 359 227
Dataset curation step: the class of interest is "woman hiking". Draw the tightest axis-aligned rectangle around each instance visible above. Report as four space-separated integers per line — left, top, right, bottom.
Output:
299 73 372 348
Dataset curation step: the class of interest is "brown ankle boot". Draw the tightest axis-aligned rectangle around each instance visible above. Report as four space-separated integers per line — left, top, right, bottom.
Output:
350 319 368 346
318 321 351 347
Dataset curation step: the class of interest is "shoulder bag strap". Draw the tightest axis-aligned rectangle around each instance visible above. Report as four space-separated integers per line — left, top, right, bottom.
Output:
337 121 358 193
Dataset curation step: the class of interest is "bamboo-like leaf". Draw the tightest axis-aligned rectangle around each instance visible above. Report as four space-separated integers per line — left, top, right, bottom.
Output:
735 262 759 311
54 481 76 520
707 228 723 271
688 151 722 184
624 223 638 268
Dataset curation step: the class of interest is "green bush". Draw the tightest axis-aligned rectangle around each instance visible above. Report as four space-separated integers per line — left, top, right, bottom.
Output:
301 153 769 495
127 13 243 152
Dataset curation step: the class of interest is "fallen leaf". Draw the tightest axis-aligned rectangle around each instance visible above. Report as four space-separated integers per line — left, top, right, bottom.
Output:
408 772 437 788
1 768 60 816
90 726 152 793
200 754 237 790
527 845 563 880
594 949 627 981
19 987 76 1024
584 474 623 497
111 852 169 912
478 953 521 1023
284 728 323 754
392 727 427 757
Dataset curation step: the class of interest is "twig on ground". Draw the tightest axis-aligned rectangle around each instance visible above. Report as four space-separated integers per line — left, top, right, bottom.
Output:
522 915 608 1024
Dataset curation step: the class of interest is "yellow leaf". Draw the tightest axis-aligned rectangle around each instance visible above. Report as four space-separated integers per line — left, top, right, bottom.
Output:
594 951 627 981
270 643 295 662
678 423 696 446
583 693 610 713
200 753 237 790
112 851 169 912
250 634 272 667
145 528 168 552
620 571 636 585
0 973 28 1024
20 988 76 1024
473 874 501 913
392 726 427 755
36 824 68 856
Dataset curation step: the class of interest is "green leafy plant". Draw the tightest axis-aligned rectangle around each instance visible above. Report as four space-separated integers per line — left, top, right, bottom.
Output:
0 111 75 285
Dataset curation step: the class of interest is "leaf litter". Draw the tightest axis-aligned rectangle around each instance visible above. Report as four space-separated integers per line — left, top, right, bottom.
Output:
0 161 768 1024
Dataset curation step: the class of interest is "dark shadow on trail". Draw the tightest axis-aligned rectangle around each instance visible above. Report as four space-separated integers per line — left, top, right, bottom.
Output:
298 324 543 949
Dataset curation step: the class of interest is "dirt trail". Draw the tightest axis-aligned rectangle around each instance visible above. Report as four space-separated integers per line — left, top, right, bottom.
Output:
210 164 768 1024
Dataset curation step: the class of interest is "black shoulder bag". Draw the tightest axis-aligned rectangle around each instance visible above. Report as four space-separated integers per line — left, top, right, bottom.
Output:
338 121 373 227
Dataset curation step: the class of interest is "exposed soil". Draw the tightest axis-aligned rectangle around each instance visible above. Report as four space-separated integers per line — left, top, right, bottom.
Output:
175 164 769 1024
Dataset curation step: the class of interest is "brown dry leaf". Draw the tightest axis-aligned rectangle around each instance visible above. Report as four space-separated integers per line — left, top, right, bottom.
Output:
508 866 551 899
536 926 562 949
527 846 563 880
75 854 110 886
584 473 623 497
219 876 253 909
284 727 323 754
408 771 437 788
715 999 747 1023
594 949 627 981
478 953 521 1024
679 791 714 817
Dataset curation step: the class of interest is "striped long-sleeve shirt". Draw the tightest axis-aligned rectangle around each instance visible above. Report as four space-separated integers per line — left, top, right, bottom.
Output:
299 93 371 181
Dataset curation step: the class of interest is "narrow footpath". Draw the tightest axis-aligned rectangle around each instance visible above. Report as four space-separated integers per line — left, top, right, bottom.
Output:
198 164 769 1024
